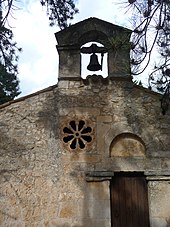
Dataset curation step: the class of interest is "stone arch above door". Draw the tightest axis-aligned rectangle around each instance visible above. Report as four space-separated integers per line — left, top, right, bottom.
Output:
110 133 146 157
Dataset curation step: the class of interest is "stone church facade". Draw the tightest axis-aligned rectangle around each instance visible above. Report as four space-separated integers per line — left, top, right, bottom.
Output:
0 18 170 227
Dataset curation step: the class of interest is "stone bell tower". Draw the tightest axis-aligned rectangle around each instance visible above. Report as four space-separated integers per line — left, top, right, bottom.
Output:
55 17 132 80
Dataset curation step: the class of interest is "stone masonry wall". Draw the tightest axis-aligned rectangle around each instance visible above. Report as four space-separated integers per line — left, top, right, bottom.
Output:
0 77 170 226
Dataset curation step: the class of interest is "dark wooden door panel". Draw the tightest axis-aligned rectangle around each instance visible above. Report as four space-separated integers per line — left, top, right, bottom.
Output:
111 174 150 227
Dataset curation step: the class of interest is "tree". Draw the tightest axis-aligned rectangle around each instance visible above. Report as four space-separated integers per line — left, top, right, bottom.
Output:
0 0 22 104
128 0 170 113
0 0 78 105
0 63 20 104
40 0 79 29
0 11 21 75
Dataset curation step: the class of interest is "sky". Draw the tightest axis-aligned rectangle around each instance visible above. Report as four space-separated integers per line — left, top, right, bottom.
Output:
12 0 135 97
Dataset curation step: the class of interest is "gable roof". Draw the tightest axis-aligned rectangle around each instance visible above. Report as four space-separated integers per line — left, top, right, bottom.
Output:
55 17 132 46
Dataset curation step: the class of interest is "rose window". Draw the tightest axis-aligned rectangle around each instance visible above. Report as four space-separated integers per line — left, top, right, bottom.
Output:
62 119 94 151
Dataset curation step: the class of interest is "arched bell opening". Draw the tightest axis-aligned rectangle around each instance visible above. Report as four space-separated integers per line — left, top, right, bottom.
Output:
80 42 108 79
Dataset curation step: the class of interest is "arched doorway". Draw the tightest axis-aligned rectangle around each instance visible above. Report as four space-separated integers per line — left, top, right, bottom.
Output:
109 133 150 226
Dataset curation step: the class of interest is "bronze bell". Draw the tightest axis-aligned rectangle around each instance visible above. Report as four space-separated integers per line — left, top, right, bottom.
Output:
87 53 102 71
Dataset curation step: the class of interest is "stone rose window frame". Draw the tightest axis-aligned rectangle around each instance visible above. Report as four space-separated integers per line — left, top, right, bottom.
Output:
61 118 95 152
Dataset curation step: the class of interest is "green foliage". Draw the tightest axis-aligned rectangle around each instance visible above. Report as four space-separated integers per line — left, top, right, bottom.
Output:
0 0 78 105
0 24 22 75
133 80 143 86
108 32 131 51
0 0 22 104
40 0 79 29
0 63 21 105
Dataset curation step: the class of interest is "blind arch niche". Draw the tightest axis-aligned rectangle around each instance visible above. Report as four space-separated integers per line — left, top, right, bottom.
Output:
110 133 146 157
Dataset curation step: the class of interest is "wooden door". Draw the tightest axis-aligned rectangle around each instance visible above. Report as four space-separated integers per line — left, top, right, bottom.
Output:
110 173 150 227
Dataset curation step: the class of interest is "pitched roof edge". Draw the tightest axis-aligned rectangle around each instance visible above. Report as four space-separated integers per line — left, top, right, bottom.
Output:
133 84 162 97
0 82 162 110
55 17 132 36
0 84 58 110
